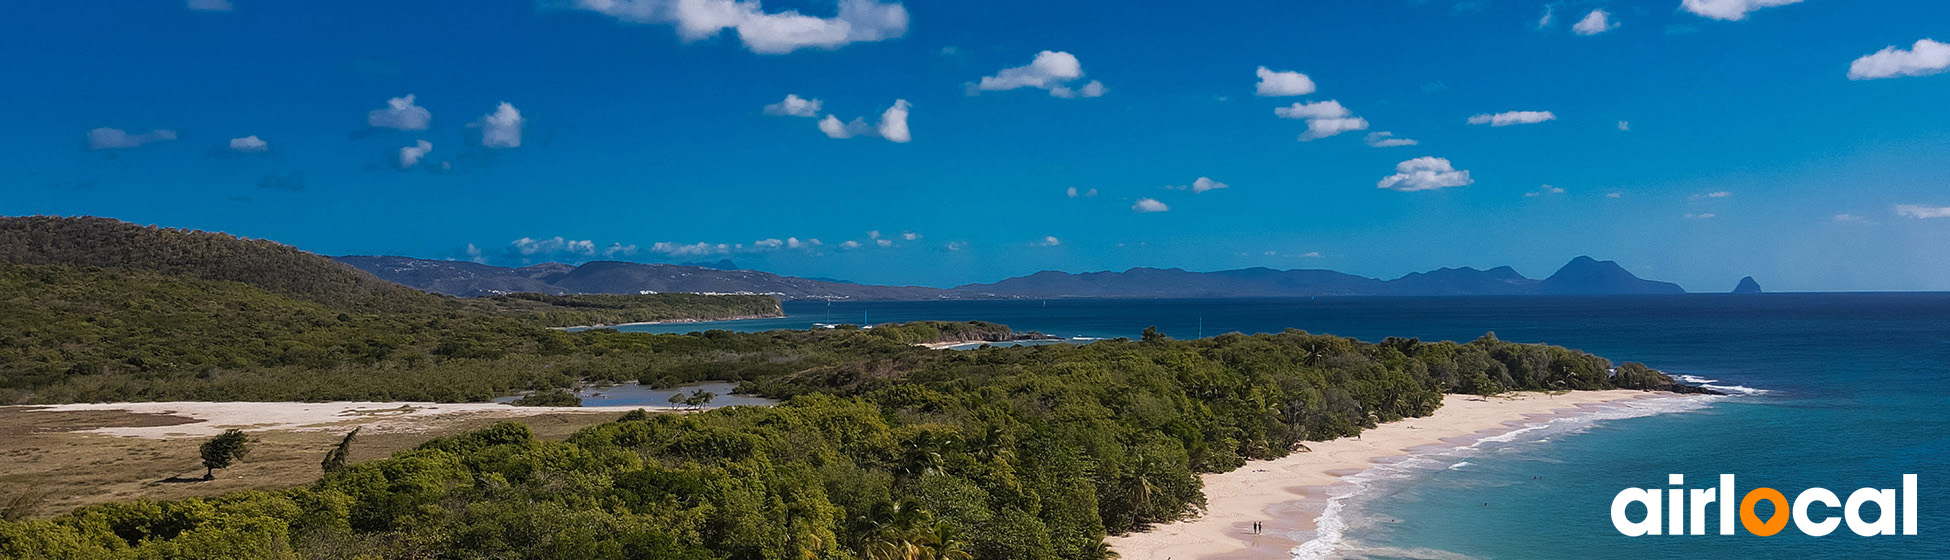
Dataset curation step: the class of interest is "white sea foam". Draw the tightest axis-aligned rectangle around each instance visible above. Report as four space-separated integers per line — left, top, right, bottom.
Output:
1447 461 1471 470
1290 393 1733 560
1673 374 1769 395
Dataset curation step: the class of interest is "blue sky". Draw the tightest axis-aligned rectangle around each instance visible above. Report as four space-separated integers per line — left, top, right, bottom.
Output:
4 0 1949 291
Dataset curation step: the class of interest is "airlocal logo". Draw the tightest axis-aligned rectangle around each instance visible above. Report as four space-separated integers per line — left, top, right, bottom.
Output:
1612 474 1918 537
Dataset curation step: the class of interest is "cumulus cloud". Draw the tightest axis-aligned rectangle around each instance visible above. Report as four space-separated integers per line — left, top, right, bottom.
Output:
475 102 524 148
818 99 910 142
1848 39 1950 80
188 0 232 11
571 0 908 54
1618 120 1631 131
1377 157 1473 192
1276 100 1370 141
1681 0 1803 21
1364 131 1418 147
399 140 433 168
972 51 1104 98
840 240 863 249
901 232 921 241
1066 187 1098 198
763 94 823 117
1167 177 1229 193
1572 9 1618 35
1038 236 1061 247
1468 110 1557 126
368 94 431 131
1132 198 1169 213
653 241 733 256
1685 213 1717 219
513 236 598 256
1895 204 1950 219
88 128 177 150
1254 66 1316 96
1692 191 1732 199
877 99 911 142
228 135 269 153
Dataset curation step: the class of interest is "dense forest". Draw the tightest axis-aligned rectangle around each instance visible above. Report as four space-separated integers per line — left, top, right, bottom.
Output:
0 216 1689 559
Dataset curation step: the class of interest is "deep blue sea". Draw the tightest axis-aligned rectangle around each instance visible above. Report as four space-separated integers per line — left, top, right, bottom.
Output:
617 294 1950 559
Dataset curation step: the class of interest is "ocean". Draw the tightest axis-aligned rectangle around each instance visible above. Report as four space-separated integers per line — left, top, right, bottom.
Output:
614 294 1950 559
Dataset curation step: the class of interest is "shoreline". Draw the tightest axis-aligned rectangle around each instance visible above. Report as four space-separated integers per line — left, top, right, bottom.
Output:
1105 390 1711 560
552 313 785 331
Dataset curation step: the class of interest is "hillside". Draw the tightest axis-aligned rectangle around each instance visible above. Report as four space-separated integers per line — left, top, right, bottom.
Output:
341 255 956 300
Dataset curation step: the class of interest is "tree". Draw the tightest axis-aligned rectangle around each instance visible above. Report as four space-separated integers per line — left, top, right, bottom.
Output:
1141 326 1167 344
683 390 717 409
321 427 359 474
199 429 253 480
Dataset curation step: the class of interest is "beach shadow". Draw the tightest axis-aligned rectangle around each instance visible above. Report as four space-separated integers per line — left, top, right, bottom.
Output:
157 475 209 484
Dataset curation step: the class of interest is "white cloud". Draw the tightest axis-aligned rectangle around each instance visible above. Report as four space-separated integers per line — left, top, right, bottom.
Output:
839 240 863 249
1364 131 1419 147
867 231 881 239
944 241 967 251
187 0 232 11
1254 66 1316 96
1066 187 1098 198
877 99 911 142
1468 110 1557 126
1572 9 1618 35
1274 100 1351 120
604 243 639 257
1377 157 1473 192
1525 184 1567 197
399 140 433 168
368 94 431 131
1618 120 1631 131
1848 39 1950 80
1895 204 1950 219
228 135 269 153
1685 213 1717 219
1167 177 1229 193
513 236 598 256
901 232 921 241
1038 236 1061 247
571 0 908 54
1692 191 1732 199
1276 100 1370 141
88 128 177 150
974 51 1104 98
476 102 524 148
652 241 734 256
818 99 910 142
1300 117 1370 141
763 94 823 117
1299 251 1323 258
1537 5 1555 28
819 115 871 138
876 238 893 247
1606 192 1623 199
754 238 785 249
1833 213 1874 224
1681 0 1804 21
1132 198 1169 213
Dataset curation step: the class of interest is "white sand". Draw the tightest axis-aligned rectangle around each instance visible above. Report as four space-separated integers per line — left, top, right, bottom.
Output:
17 401 660 438
1105 390 1686 560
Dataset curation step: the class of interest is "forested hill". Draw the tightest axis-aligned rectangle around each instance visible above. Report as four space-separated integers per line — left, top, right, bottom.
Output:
0 216 441 313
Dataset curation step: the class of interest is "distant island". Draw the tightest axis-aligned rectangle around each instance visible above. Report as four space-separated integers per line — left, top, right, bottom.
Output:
341 254 1693 300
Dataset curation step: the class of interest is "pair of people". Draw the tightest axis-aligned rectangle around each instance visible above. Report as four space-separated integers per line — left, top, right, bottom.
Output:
1250 521 1264 534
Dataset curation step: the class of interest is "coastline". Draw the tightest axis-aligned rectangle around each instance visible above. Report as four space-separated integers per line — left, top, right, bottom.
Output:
552 313 784 331
1105 390 1704 560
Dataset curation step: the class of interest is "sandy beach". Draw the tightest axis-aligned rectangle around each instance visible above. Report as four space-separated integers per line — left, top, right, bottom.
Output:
1106 390 1687 560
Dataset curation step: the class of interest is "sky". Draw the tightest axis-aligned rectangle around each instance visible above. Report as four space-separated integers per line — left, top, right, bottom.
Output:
3 0 1949 291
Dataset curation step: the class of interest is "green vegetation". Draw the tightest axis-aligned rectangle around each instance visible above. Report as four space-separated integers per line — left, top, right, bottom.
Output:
198 429 254 480
474 292 782 328
0 216 1689 558
509 389 583 407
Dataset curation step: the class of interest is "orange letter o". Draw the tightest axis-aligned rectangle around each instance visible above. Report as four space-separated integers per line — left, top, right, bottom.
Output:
1741 488 1790 536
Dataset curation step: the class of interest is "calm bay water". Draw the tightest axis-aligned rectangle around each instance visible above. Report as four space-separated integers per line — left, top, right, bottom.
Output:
618 294 1950 558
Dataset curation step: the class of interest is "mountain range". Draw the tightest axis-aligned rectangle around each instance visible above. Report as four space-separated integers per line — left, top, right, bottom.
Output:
339 255 1689 300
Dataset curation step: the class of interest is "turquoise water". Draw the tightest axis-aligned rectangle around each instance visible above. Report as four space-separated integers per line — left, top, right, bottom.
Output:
618 295 1950 558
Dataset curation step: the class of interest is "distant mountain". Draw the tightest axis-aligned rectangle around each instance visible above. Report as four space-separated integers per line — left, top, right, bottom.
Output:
341 256 954 300
1534 256 1686 295
342 254 1692 300
1732 276 1763 294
